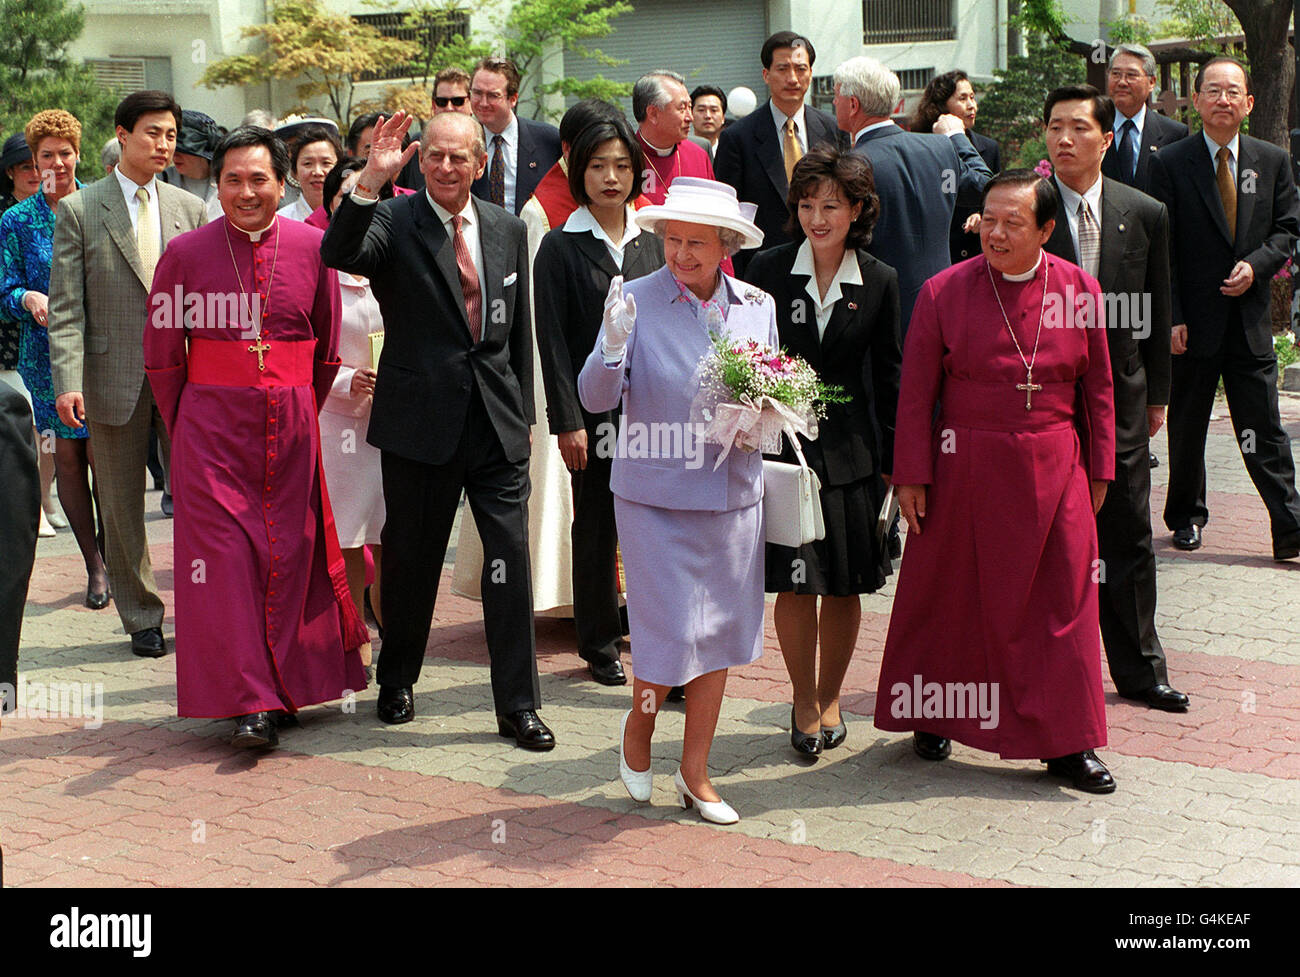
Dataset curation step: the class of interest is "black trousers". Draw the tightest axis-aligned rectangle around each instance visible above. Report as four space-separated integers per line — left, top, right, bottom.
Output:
570 446 622 665
0 383 39 707
1164 323 1300 542
1098 443 1167 695
377 388 540 714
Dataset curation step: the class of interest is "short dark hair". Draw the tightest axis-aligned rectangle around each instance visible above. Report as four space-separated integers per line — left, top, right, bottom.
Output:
691 85 728 115
347 113 382 155
289 124 342 171
784 146 880 248
980 169 1058 228
761 30 815 69
911 70 970 133
115 90 182 135
322 156 392 215
212 126 291 182
473 56 521 97
1194 56 1252 96
1043 84 1115 133
567 117 645 206
559 98 624 147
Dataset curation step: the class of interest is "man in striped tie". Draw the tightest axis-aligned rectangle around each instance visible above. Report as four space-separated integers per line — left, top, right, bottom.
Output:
322 110 554 750
1042 85 1187 714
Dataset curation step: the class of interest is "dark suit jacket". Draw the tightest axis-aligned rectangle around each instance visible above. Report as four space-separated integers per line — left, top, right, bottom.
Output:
320 192 534 465
744 243 902 483
0 383 38 704
1045 176 1173 452
852 124 992 332
471 115 563 216
949 129 1001 262
1102 108 1189 195
533 222 664 437
1148 131 1300 359
713 101 843 273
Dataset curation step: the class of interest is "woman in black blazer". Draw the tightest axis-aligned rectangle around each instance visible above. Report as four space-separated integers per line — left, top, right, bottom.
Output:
533 116 665 686
911 70 1002 263
745 147 901 757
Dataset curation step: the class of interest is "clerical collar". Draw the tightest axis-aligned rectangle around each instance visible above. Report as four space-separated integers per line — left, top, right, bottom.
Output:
639 132 677 157
1001 252 1043 281
225 216 277 242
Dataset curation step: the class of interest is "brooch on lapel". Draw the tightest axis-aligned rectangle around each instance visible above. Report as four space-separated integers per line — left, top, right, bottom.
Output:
528 161 537 169
742 287 764 305
1118 223 1126 233
847 301 859 310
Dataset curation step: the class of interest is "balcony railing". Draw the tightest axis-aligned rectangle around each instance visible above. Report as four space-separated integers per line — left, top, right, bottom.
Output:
863 0 956 44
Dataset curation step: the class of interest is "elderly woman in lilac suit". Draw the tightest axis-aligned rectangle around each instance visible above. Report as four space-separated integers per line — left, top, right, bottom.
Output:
578 178 773 825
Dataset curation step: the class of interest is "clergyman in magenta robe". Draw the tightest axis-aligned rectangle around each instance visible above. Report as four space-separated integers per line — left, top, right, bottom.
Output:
875 173 1116 788
145 173 367 731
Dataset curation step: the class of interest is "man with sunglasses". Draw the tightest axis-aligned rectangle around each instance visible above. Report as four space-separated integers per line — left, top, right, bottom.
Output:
469 56 561 216
433 67 474 116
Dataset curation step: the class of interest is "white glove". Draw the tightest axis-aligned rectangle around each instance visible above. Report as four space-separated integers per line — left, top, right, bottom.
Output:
601 275 636 359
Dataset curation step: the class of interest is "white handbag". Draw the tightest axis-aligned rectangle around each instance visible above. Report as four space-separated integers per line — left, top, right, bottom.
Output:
762 431 826 548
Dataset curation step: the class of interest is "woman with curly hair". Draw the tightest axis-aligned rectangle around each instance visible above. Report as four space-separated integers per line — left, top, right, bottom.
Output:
0 109 109 607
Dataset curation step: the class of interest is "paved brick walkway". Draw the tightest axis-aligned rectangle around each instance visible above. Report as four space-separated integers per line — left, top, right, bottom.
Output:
4 393 1299 887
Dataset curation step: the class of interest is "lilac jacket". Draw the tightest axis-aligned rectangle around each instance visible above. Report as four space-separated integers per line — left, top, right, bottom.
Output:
578 264 779 512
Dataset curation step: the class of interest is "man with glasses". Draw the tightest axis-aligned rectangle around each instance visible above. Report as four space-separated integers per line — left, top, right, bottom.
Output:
1102 43 1187 195
469 57 561 216
1148 56 1300 561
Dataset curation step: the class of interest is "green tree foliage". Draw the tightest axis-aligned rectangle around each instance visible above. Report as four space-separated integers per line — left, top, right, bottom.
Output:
976 37 1085 167
199 0 421 124
0 0 118 160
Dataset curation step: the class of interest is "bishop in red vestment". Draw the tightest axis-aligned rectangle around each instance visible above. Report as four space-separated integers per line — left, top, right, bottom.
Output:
144 129 367 749
876 172 1118 792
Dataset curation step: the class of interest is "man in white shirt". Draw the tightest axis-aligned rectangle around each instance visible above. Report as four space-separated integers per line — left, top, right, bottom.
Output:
47 90 205 659
468 56 562 216
1102 43 1188 195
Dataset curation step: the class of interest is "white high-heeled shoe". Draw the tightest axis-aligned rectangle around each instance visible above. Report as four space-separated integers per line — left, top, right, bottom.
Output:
673 768 738 825
37 510 57 537
619 710 652 802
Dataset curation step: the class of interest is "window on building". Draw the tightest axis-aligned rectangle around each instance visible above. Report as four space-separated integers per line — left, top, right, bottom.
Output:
86 56 173 95
863 0 956 44
353 9 471 82
896 68 935 92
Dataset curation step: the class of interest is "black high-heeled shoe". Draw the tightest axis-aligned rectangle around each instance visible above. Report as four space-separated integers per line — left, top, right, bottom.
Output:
790 706 823 756
85 583 111 610
821 717 847 750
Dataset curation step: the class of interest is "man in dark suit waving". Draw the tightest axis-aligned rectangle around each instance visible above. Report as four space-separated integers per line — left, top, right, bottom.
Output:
1148 57 1300 560
714 31 842 276
321 110 554 748
1043 85 1188 712
469 56 562 216
1102 44 1188 196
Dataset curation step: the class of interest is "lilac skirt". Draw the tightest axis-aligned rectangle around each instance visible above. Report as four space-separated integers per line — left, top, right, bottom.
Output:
614 496 765 686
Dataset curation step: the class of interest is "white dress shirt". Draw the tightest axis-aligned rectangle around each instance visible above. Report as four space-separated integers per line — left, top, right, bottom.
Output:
276 196 313 222
1053 175 1104 261
563 204 641 268
770 102 808 153
1203 130 1239 185
114 166 162 244
790 239 862 341
484 114 520 213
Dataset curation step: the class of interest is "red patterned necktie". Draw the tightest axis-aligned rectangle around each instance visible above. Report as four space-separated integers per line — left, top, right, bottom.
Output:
451 214 482 343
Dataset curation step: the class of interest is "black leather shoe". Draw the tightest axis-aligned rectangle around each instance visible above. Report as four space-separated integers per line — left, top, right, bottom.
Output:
665 685 686 703
130 627 166 658
377 685 414 724
231 712 278 749
1043 750 1116 793
85 585 111 610
497 709 555 751
790 707 823 756
1172 525 1202 550
1149 452 1159 468
1121 684 1190 712
888 529 902 561
588 658 627 686
1273 532 1300 562
821 718 848 750
913 731 951 761
160 492 173 517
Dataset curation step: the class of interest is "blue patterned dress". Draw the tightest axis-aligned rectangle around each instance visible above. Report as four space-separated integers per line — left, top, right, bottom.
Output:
0 188 86 438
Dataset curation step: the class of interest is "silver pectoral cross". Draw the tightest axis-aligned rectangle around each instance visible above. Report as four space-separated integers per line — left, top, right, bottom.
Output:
1017 367 1042 410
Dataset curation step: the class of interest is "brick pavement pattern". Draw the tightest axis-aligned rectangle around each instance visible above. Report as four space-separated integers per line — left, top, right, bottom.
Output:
5 394 1299 887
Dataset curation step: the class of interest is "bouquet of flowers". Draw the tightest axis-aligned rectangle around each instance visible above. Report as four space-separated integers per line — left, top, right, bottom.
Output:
692 333 849 469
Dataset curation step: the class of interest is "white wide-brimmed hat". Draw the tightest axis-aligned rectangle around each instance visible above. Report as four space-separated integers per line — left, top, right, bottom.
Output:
634 177 764 250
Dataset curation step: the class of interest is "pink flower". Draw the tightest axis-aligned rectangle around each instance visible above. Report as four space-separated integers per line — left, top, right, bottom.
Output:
1034 158 1053 178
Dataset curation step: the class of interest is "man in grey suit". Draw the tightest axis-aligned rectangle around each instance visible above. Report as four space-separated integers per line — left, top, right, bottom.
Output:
49 91 206 658
835 56 991 336
1043 85 1188 713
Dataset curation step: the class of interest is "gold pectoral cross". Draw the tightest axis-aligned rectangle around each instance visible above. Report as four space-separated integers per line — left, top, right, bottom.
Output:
248 338 270 371
1017 367 1042 411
